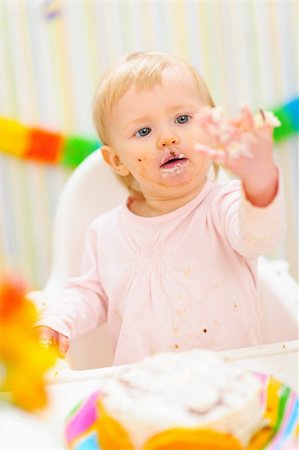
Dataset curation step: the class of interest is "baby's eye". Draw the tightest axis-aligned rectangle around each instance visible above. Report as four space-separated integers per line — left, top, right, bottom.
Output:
175 115 191 124
135 127 151 137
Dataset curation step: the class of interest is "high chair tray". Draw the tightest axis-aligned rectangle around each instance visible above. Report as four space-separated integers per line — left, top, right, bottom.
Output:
46 340 298 390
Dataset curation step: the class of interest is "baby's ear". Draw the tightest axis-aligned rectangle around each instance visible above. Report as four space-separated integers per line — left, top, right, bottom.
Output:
101 146 130 176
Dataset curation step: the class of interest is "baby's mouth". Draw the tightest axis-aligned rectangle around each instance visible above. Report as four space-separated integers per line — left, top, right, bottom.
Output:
160 153 188 169
159 153 189 178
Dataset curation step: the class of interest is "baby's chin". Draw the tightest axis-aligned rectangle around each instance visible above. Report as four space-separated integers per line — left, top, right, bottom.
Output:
162 163 208 187
159 159 193 183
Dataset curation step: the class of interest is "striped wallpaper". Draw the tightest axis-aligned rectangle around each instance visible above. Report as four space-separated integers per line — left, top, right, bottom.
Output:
0 0 298 287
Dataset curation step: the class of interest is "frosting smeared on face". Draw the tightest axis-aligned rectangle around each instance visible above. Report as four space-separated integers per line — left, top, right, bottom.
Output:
161 159 190 178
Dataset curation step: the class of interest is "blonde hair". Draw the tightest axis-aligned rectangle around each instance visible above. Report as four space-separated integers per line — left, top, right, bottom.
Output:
93 51 216 197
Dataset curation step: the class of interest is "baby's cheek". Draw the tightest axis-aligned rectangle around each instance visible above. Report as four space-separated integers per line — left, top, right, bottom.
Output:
199 156 212 174
190 128 214 147
135 154 151 166
133 154 154 180
193 149 211 174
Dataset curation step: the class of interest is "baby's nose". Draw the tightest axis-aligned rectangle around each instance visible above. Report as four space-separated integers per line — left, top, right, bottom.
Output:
158 136 179 149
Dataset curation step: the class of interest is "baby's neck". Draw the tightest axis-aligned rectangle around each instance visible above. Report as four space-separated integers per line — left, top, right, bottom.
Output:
128 179 208 217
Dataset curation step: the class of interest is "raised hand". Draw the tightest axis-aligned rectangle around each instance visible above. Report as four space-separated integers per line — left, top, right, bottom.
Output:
195 106 280 207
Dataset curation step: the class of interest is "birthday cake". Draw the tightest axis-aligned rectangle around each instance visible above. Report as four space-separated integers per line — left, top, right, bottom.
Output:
64 349 296 449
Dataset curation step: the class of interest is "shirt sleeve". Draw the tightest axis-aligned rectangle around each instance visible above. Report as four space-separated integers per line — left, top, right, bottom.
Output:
214 168 286 258
36 225 108 341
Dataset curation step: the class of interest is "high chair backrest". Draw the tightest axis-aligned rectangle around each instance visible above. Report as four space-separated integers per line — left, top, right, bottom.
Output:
45 150 126 294
42 151 298 369
43 151 126 368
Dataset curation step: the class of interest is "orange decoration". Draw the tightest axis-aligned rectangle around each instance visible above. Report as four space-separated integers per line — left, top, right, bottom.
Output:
0 274 57 411
25 128 64 163
97 401 135 450
0 275 26 318
143 428 244 450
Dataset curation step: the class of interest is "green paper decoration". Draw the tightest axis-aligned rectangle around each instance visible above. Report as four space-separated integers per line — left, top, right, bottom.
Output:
60 136 101 167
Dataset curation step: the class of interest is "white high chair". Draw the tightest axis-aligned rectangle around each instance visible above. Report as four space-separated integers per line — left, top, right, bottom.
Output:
28 150 298 370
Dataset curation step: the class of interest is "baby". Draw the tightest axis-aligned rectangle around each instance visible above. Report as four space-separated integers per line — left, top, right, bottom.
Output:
36 51 285 365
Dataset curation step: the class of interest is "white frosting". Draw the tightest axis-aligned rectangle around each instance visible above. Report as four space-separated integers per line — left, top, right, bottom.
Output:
160 158 189 178
99 350 264 449
198 106 281 159
201 106 235 144
254 110 281 128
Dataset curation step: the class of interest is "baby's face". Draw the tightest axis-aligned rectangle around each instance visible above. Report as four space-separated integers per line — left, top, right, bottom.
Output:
107 68 213 197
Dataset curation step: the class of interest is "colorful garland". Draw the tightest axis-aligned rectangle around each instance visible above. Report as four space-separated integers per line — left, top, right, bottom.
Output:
0 118 100 168
0 98 298 168
0 276 57 411
271 97 298 141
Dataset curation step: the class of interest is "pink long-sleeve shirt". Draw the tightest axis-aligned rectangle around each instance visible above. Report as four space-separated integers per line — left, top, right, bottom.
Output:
37 177 285 365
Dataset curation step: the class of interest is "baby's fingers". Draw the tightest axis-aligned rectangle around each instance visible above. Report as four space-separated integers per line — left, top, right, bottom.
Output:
58 334 70 357
194 144 227 165
240 106 255 131
37 326 56 349
36 326 69 357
